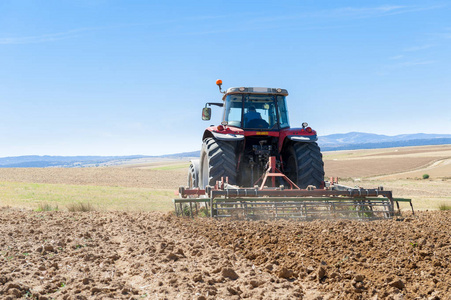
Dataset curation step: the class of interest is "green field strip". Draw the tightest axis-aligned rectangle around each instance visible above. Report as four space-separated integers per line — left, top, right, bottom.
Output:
0 181 174 212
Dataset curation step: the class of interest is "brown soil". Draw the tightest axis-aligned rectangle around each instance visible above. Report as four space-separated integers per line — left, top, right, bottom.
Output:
1 208 450 299
183 211 451 299
324 157 439 178
323 145 451 179
0 209 302 300
362 144 451 157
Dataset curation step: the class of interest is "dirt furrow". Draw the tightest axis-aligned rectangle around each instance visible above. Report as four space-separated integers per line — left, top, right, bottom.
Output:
0 209 306 299
180 211 451 299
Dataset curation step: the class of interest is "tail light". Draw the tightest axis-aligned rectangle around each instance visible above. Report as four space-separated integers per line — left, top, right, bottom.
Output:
217 125 225 131
306 127 313 133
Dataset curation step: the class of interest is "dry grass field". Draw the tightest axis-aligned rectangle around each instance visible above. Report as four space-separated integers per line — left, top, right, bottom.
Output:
323 144 451 178
323 144 451 210
0 166 186 212
0 144 449 212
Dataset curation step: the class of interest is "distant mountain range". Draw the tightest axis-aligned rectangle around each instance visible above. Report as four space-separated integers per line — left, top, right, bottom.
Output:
0 155 147 168
0 132 450 168
318 132 451 151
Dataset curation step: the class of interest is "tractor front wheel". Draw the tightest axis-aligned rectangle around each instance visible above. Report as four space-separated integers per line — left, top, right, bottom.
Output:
187 160 199 188
199 138 237 188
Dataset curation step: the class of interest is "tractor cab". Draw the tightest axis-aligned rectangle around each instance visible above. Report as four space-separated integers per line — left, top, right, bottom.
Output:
201 82 290 131
222 89 290 130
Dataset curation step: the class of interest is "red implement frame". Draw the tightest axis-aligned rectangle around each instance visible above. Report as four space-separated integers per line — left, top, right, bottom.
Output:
255 156 299 190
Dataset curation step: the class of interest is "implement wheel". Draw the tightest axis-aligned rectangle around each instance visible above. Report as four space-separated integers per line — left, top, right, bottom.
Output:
285 142 325 189
199 138 237 188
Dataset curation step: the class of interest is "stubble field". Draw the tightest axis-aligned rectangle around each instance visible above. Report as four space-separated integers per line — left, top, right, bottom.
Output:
0 145 450 299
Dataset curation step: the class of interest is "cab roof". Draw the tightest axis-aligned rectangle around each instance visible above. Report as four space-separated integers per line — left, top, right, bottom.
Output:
223 87 289 100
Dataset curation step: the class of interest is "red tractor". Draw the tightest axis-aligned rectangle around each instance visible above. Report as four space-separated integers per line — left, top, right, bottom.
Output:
188 80 325 190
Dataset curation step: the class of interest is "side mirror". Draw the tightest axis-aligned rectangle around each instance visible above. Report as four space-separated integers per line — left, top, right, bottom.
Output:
202 107 211 121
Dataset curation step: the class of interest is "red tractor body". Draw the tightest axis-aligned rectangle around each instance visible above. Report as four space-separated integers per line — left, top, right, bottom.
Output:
189 83 325 190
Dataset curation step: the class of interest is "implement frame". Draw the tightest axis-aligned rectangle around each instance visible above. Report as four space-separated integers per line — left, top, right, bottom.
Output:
174 183 413 220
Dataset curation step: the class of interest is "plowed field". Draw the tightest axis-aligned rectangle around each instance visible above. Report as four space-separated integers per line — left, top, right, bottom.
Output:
1 208 450 299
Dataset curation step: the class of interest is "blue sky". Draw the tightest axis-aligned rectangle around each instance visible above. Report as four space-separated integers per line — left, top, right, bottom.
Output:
1 0 450 156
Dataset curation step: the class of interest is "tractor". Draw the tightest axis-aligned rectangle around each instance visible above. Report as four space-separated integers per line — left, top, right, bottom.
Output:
188 80 325 190
175 80 413 220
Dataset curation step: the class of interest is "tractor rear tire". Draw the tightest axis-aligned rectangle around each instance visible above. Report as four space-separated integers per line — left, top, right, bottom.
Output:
286 142 325 189
199 138 237 188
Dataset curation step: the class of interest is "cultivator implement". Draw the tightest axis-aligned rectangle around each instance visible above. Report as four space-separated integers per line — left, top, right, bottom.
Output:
174 158 413 220
175 183 412 220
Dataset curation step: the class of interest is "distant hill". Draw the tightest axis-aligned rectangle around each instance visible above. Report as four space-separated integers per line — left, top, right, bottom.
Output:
160 151 200 158
318 132 451 151
0 155 148 168
1 132 450 167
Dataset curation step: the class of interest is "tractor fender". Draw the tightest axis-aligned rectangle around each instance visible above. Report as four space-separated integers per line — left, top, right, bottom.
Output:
211 131 245 141
280 135 317 153
202 126 245 141
278 127 318 153
287 135 318 142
